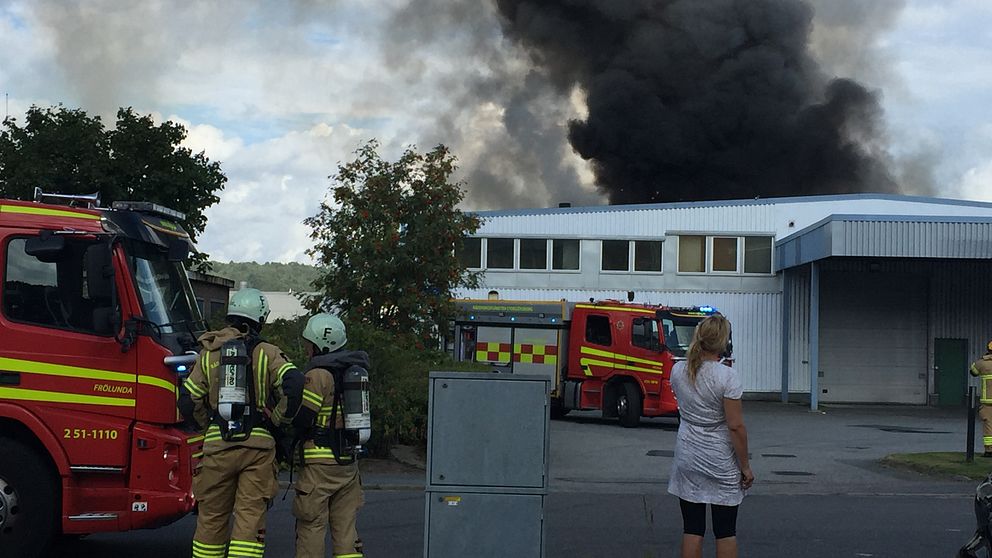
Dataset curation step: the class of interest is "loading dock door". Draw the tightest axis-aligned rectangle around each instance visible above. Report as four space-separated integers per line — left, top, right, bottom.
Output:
819 271 927 404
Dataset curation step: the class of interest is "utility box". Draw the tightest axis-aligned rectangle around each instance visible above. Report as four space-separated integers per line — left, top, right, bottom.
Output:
424 371 550 558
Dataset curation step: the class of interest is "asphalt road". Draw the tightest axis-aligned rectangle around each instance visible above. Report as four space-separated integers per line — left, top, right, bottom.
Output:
48 402 985 557
52 490 976 558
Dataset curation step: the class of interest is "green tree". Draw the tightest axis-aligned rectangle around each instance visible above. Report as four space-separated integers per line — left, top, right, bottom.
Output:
0 105 226 267
304 140 482 344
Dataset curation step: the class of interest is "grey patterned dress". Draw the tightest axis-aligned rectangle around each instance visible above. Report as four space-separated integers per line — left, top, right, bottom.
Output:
667 360 745 506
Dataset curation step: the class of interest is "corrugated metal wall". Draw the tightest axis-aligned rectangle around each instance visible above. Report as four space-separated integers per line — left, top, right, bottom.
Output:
841 220 992 259
784 267 811 393
458 287 783 393
478 203 778 237
784 258 992 400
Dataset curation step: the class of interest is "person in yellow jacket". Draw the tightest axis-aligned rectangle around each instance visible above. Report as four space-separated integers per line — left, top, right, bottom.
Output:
292 313 368 558
179 288 305 558
971 341 992 457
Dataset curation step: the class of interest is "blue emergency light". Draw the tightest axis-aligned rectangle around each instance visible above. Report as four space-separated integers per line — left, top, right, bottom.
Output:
699 306 715 313
176 365 188 373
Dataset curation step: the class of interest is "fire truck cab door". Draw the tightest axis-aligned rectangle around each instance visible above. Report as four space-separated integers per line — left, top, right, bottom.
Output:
0 234 136 466
577 313 615 378
626 316 666 394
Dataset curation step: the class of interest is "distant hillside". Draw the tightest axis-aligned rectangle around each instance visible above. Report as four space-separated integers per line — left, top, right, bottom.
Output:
208 261 320 293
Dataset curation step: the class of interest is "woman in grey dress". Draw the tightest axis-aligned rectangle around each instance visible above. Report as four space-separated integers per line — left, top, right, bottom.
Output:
668 314 754 558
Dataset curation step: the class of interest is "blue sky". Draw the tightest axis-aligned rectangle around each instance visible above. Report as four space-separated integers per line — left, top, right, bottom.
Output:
0 0 990 263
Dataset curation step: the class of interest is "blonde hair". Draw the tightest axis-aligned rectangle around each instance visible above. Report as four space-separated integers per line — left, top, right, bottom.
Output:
686 315 731 384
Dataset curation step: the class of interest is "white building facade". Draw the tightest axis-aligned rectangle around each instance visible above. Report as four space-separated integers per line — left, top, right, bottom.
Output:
455 194 992 407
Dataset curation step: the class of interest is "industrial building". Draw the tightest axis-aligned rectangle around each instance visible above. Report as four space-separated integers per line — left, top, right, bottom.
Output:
454 194 992 408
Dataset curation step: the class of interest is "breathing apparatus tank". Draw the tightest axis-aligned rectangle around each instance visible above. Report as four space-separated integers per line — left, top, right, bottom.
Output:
217 339 251 440
341 365 371 452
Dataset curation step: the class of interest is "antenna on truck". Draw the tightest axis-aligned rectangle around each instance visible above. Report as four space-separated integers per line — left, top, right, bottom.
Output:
33 187 101 209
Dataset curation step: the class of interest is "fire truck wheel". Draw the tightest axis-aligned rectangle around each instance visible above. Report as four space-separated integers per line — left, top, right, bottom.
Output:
617 383 642 428
0 437 58 558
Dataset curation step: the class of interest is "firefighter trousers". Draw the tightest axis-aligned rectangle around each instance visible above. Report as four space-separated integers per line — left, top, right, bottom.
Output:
293 461 364 558
191 447 279 558
980 405 992 452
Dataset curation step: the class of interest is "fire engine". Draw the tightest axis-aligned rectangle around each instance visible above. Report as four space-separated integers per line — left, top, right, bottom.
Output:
450 299 723 427
0 189 204 557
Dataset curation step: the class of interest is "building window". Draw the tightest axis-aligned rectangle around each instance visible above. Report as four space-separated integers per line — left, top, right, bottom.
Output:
457 237 482 269
712 237 739 272
486 238 514 269
633 241 663 272
744 236 773 274
585 315 612 346
519 239 548 270
552 239 580 270
678 235 706 272
601 240 629 271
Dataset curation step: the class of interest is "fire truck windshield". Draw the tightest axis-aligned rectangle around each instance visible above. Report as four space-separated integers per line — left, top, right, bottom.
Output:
129 246 202 333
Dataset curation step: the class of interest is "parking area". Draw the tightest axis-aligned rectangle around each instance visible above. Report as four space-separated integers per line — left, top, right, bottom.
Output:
549 401 981 496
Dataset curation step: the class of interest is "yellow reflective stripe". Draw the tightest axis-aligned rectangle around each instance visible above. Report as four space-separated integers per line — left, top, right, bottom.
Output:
303 389 322 406
578 346 663 374
614 352 663 368
579 345 616 359
579 357 612 376
256 351 268 406
614 362 664 375
971 363 981 376
0 386 135 407
186 435 204 444
139 374 176 394
334 554 364 558
276 363 294 385
575 304 654 314
201 352 211 391
229 540 265 558
0 204 101 220
0 356 134 383
304 449 336 458
192 451 204 459
203 427 272 442
192 540 226 549
184 378 207 398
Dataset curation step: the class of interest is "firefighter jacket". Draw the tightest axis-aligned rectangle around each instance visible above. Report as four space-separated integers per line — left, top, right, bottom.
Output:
971 355 992 405
183 326 300 456
293 350 371 465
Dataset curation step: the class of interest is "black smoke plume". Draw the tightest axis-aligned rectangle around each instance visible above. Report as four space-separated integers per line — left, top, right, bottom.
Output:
494 0 901 203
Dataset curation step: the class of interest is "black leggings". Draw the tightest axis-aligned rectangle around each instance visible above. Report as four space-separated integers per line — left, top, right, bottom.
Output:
679 498 739 539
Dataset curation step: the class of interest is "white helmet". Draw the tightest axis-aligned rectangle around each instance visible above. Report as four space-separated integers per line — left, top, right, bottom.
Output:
227 288 270 325
302 313 347 353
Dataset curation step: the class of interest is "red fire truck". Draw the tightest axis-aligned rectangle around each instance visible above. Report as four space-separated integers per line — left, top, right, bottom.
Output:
451 299 722 427
0 190 204 557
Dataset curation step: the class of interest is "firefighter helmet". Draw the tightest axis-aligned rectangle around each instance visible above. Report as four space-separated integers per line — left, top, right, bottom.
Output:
303 313 347 353
227 288 271 325
987 339 992 353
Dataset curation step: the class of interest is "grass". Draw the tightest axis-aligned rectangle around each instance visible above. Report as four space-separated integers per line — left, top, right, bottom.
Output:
881 452 992 481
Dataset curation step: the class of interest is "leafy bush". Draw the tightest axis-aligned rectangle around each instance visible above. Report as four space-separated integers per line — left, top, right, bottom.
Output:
256 315 487 457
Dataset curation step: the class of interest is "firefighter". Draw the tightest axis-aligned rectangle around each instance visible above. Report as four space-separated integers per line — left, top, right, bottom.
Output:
971 341 992 457
292 313 369 558
179 288 305 558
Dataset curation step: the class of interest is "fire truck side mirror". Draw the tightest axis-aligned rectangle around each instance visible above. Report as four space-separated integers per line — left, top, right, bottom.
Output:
25 234 66 262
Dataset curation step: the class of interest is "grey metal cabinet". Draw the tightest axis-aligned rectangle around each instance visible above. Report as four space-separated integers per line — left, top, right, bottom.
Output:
424 372 550 558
